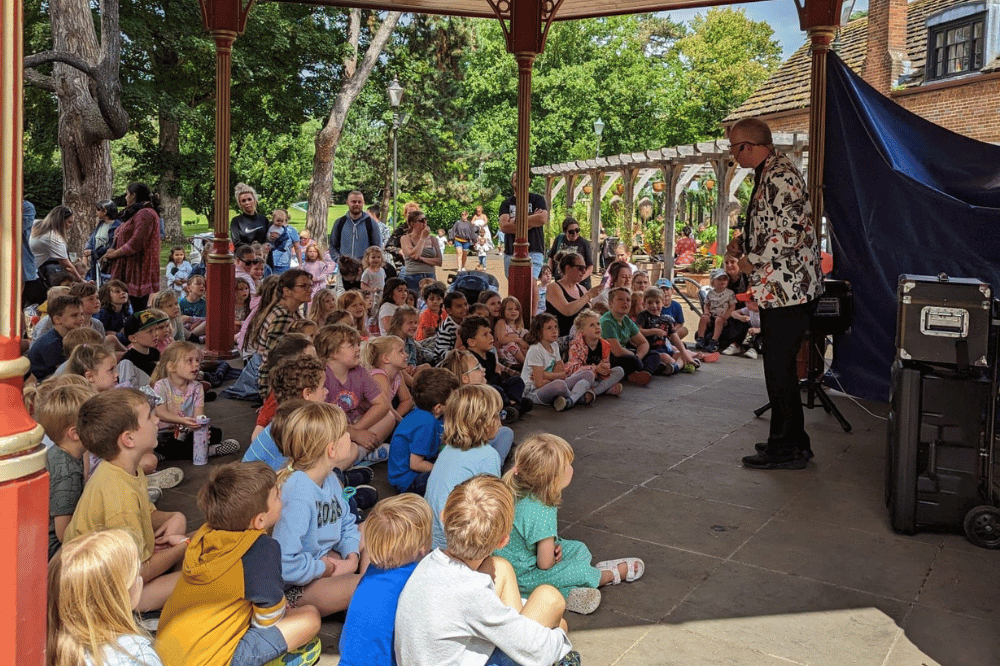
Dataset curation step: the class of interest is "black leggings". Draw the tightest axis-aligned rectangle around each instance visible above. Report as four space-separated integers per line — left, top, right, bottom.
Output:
156 426 222 461
610 351 660 376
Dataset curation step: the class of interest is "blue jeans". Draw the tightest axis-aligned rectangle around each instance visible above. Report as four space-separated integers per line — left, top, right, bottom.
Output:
486 648 523 666
490 426 514 464
503 251 544 279
404 272 434 293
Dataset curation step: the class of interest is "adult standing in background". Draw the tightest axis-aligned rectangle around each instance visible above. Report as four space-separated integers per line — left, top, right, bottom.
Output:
726 117 822 470
85 199 122 283
368 204 390 250
21 200 46 306
547 217 594 288
103 182 162 313
230 182 270 264
30 205 85 285
450 210 477 272
471 205 489 236
400 209 442 292
329 190 381 262
499 170 549 314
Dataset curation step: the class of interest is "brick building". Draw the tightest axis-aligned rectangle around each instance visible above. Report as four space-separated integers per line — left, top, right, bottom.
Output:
725 0 1000 143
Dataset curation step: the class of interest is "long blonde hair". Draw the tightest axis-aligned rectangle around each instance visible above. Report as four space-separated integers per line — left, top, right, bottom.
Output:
277 402 349 486
150 340 199 384
309 288 336 325
363 335 403 370
502 433 574 507
442 384 502 451
47 529 143 666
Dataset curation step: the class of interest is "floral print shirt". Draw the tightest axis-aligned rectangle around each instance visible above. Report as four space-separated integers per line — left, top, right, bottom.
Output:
743 151 823 309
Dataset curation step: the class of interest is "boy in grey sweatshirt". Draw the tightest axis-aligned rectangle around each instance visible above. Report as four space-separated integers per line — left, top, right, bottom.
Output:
395 475 575 666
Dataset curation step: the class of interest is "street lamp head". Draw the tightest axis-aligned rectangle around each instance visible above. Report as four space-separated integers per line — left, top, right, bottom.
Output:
593 118 605 138
387 77 404 108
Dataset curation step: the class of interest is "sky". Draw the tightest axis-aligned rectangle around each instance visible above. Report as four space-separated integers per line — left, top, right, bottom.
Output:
663 0 869 58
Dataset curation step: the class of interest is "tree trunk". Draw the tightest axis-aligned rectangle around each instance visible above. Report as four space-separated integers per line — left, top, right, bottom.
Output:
305 9 402 246
27 0 128 255
159 114 184 245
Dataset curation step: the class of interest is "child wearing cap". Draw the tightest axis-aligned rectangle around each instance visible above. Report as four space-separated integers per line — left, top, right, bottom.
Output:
117 309 168 388
695 269 736 354
656 278 688 340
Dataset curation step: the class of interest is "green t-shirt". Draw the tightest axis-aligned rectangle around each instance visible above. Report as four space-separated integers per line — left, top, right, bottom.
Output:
600 310 639 346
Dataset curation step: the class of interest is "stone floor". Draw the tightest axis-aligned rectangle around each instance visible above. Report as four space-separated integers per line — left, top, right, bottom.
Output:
160 349 998 666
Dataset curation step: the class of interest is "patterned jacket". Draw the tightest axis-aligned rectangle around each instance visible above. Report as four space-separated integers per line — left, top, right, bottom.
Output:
744 151 823 309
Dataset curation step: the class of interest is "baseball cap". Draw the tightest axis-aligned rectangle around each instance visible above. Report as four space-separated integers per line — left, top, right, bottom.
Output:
656 278 673 289
710 268 727 281
123 310 168 338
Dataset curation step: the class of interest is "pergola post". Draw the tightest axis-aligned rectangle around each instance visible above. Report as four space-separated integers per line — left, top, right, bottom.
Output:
622 166 638 251
565 174 576 210
1 0 47 662
709 156 730 251
659 163 682 280
199 0 253 359
589 169 603 265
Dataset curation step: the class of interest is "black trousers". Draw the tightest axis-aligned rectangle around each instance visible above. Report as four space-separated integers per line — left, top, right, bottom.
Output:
611 351 660 376
759 300 816 450
156 426 222 461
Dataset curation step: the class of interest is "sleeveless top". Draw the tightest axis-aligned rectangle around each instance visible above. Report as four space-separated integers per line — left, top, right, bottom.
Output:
546 281 586 337
369 367 403 399
404 234 442 275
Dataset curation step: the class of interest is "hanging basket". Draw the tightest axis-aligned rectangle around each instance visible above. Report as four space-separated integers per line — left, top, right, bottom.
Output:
652 181 665 192
614 183 625 195
582 185 593 195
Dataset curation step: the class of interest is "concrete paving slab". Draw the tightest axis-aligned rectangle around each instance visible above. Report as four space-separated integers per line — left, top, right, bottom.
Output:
578 486 772 559
915 547 999 621
883 631 944 666
731 517 941 601
558 475 636 523
614 624 803 666
777 476 898 538
899 605 1000 666
665 562 908 666
562 624 653 666
645 455 816 512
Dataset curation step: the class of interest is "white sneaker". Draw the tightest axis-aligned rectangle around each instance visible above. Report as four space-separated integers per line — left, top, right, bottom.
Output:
146 467 183 490
553 396 569 412
744 347 759 359
722 344 741 356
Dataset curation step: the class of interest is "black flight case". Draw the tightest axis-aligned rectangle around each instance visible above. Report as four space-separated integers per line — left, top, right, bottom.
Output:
886 274 1000 548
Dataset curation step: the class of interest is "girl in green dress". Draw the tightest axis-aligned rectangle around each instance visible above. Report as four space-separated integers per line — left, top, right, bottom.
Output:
496 434 645 615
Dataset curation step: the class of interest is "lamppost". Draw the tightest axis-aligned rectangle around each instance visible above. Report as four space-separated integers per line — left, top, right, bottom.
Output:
593 118 605 158
387 77 404 228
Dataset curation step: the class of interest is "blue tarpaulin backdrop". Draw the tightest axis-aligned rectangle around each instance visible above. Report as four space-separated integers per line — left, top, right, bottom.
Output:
824 53 1000 402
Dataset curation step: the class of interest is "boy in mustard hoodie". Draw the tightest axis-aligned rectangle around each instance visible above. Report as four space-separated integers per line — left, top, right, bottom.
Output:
156 462 321 666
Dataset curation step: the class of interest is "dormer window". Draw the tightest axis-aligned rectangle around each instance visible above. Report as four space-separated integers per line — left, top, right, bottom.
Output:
925 1 993 82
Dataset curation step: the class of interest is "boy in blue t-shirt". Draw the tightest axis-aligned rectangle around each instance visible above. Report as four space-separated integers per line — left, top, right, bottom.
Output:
338 494 433 666
388 367 460 495
657 278 688 340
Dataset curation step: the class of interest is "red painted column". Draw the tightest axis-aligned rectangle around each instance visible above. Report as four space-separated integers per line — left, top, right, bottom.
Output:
1 0 48 661
204 30 238 359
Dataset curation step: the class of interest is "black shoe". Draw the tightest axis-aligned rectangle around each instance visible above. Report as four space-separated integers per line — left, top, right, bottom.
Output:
351 485 379 511
742 450 807 470
519 398 534 415
342 466 375 487
754 442 814 460
501 407 519 425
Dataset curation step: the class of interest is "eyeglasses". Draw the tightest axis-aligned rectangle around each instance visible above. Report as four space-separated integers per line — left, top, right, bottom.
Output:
730 141 759 155
566 228 580 235
464 364 484 375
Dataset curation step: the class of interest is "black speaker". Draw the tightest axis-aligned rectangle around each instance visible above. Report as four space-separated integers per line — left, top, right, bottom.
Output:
810 279 853 335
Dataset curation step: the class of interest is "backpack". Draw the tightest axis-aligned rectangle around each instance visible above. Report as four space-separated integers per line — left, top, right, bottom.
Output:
450 272 495 304
332 214 374 253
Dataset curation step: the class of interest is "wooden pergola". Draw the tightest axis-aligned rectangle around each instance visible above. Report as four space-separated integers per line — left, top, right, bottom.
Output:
532 133 809 276
0 0 846 660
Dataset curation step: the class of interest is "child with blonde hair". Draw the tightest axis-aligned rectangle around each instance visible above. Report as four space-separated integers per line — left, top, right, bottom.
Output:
288 319 318 339
48 529 163 666
338 290 370 340
151 341 240 461
495 296 528 366
498 434 644 615
151 290 188 349
325 309 352 327
564 309 626 397
156 462 322 666
54 327 104 375
315 324 393 464
363 334 415 424
440 350 516 462
425 384 505 549
65 344 118 391
387 305 430 387
339 495 433 666
309 288 337 326
522 312 595 411
396 475 576 666
360 246 387 304
272 402 367 617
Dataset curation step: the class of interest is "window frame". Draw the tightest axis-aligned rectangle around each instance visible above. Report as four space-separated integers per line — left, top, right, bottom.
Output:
925 11 987 81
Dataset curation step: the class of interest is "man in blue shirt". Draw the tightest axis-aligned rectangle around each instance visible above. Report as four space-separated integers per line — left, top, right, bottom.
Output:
330 190 381 262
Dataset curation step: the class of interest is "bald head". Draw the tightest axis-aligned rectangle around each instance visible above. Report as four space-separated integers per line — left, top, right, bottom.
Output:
729 118 773 147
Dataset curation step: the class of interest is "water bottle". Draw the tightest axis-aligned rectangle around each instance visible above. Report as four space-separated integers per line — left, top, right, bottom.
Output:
193 415 210 466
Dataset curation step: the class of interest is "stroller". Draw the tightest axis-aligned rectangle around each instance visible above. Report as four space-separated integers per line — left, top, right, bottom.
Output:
448 270 499 304
187 232 216 277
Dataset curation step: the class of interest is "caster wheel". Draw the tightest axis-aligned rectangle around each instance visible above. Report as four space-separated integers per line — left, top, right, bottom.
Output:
963 505 1000 549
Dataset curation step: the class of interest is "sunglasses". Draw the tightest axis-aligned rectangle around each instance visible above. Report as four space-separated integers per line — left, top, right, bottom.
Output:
566 228 580 234
730 141 759 155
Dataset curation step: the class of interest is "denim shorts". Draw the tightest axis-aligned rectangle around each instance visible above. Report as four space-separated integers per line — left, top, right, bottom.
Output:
454 239 471 251
231 625 287 666
503 252 544 279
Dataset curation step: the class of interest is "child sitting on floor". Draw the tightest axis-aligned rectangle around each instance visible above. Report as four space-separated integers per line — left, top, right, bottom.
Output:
417 283 446 341
48 529 164 666
63 389 188 612
338 494 433 666
439 350 515 464
497 434 645 616
656 278 688 339
179 274 207 319
564 309 626 397
636 288 698 372
338 290 370 340
495 296 528 367
460 315 531 422
156 462 322 666
522 312 595 412
272 403 366 617
426 384 505 549
96 279 132 338
364 335 415 426
117 310 167 389
28 294 85 381
432 291 469 364
395 475 576 666
696 268 735 354
53 327 103 376
166 246 192 296
388 367 460 496
315 324 393 464
387 305 430 389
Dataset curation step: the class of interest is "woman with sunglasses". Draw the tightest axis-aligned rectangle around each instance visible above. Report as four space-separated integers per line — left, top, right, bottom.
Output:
545 252 604 338
547 217 594 288
400 208 442 293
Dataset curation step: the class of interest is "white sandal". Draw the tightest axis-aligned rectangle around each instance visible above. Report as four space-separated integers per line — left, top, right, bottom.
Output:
596 557 644 585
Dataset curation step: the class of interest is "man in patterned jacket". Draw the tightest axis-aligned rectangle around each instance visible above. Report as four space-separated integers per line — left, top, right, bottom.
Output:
725 118 823 470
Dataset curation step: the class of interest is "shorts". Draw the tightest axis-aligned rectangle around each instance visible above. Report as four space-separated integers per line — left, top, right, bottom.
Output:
454 239 471 251
503 252 544 280
231 625 288 666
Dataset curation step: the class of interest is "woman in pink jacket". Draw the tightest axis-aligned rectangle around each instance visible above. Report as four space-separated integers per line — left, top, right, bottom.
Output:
102 182 162 313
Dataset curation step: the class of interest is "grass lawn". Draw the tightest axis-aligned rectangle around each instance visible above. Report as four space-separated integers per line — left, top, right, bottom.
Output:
164 204 349 265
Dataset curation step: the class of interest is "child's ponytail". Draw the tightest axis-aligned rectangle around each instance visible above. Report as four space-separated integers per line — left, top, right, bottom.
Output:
65 343 116 378
362 335 403 370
